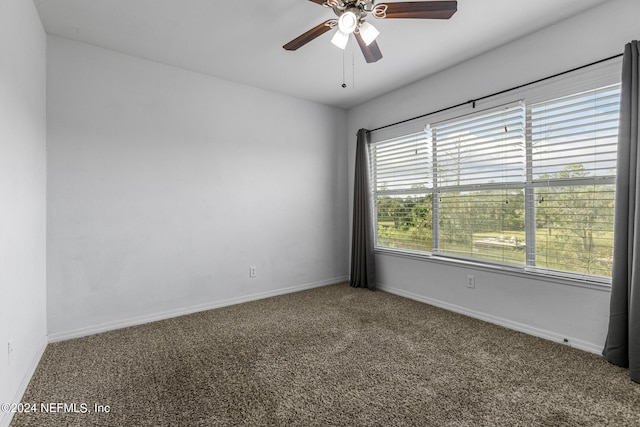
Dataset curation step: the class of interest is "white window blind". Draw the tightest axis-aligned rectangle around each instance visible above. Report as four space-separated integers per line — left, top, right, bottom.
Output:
434 103 526 187
371 132 431 194
529 85 619 179
371 132 433 252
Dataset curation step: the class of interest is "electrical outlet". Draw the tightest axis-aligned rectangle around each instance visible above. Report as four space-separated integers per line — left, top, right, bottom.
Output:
7 341 13 365
466 275 475 289
249 266 257 278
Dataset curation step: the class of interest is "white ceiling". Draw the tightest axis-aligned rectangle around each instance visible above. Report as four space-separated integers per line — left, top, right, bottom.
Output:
34 0 611 109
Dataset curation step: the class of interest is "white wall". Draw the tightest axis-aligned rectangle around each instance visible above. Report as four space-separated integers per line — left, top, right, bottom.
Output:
46 37 349 339
346 0 640 353
0 0 47 426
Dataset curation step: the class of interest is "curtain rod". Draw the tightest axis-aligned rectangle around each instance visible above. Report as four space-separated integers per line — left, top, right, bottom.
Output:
368 52 623 134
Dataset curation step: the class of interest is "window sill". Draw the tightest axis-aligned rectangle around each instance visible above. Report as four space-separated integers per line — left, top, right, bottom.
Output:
374 247 612 292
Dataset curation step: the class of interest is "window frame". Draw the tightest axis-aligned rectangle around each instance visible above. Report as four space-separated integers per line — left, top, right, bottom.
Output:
368 59 622 288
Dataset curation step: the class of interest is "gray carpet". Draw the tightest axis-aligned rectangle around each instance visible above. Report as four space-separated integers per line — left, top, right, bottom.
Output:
10 282 640 426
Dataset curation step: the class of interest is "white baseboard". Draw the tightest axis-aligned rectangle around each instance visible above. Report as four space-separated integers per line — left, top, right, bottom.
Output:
48 276 349 343
0 339 47 427
378 283 603 355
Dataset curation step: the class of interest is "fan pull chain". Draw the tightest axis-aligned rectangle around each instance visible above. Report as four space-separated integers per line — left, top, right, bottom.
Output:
352 46 355 91
340 41 356 90
341 48 347 88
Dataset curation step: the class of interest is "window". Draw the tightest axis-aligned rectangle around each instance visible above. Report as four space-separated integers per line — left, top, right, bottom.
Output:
528 85 619 278
432 103 526 264
370 82 621 283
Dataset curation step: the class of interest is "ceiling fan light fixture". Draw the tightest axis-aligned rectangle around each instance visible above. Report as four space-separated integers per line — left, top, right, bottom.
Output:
358 21 379 46
331 29 349 50
283 0 459 63
338 11 358 34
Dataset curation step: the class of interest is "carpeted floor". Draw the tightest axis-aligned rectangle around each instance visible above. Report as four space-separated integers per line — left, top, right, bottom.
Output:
10 282 640 426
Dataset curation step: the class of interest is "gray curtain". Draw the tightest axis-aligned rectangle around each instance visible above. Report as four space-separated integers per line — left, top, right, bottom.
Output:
603 41 640 382
350 128 376 289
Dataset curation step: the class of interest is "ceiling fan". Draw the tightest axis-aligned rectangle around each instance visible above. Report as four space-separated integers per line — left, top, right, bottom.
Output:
283 1 457 63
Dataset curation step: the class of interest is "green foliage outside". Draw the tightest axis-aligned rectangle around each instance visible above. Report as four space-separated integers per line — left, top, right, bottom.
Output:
376 165 614 278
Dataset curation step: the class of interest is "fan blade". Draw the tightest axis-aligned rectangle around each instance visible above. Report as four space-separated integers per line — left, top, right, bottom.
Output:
355 32 383 63
283 20 336 51
377 1 457 19
308 0 326 4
